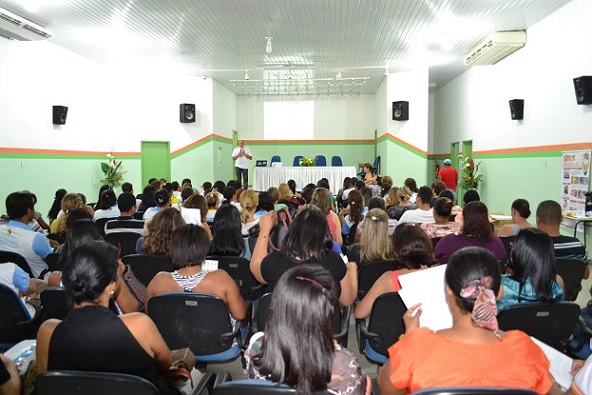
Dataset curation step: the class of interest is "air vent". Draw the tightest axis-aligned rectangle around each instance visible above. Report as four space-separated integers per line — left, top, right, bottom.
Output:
0 6 51 41
464 31 526 66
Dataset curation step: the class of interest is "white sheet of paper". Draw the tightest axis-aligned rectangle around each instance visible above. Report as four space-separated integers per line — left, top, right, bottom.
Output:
397 265 452 331
530 337 574 390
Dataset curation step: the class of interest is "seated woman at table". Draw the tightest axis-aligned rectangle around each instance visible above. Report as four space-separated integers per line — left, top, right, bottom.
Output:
499 198 533 236
377 247 559 395
361 163 380 186
36 241 183 395
497 228 564 310
434 201 506 264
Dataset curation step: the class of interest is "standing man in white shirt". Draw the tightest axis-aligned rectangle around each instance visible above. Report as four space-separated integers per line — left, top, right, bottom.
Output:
232 140 252 189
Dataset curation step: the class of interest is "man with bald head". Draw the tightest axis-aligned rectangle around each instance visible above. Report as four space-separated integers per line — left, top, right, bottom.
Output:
232 140 252 189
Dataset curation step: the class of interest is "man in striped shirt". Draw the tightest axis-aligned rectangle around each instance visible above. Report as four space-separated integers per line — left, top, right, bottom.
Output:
536 200 588 276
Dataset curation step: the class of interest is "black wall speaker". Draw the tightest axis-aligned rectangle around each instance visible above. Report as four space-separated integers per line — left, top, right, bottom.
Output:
392 101 409 121
509 99 524 120
52 105 68 125
180 103 196 123
573 76 592 105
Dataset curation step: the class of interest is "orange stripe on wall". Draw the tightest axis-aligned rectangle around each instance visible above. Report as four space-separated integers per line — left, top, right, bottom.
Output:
0 147 139 157
474 142 592 156
378 133 428 156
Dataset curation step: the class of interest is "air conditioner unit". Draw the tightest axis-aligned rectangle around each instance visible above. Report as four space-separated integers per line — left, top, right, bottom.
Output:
464 31 526 66
0 6 51 41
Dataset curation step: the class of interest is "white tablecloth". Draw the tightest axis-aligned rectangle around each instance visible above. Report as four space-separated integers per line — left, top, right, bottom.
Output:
253 166 357 193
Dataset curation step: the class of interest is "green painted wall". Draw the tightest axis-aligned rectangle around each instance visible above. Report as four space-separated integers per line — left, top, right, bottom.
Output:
0 155 141 217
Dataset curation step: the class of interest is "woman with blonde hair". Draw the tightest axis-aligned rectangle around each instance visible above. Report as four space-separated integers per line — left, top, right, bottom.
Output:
348 208 394 266
139 208 185 256
277 183 293 204
240 189 259 235
311 187 343 246
204 191 220 226
387 186 413 221
49 193 84 235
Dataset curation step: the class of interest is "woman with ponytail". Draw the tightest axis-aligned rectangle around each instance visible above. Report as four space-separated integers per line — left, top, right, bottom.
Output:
378 247 559 395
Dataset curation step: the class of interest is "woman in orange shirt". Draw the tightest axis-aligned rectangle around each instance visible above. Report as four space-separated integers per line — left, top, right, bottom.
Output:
377 247 560 395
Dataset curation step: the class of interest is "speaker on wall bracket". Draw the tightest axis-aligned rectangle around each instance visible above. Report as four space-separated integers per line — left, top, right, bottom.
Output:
392 101 409 121
180 103 196 123
52 105 68 125
509 99 524 120
573 76 592 105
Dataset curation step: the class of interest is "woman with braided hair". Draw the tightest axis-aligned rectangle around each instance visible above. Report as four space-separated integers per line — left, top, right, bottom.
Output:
378 247 559 395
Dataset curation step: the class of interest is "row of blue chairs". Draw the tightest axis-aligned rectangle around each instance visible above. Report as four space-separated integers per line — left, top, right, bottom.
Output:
270 155 343 167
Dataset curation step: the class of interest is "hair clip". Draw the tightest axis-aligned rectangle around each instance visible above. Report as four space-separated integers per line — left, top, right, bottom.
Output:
371 216 377 221
295 276 323 289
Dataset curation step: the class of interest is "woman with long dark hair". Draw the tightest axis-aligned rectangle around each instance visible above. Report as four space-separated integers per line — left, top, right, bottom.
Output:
247 264 368 395
47 188 67 223
338 190 365 246
209 205 247 258
434 201 505 263
497 228 564 310
378 247 558 394
250 206 357 306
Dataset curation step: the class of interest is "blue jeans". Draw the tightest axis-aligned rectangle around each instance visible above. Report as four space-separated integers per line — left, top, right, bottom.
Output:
236 167 248 189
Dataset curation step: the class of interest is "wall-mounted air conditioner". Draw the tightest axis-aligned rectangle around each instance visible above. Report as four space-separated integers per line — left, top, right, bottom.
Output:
464 31 526 66
0 6 51 41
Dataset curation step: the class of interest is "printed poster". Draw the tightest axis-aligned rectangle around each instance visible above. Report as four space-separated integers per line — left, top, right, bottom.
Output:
561 150 591 217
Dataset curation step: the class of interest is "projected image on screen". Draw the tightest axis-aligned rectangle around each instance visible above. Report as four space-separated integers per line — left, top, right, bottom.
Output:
264 101 314 140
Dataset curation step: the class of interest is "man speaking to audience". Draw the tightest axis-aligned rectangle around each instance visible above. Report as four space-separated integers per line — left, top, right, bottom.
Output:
232 140 252 189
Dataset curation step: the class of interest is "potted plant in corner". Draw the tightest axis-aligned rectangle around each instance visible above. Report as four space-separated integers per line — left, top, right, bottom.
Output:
101 152 126 188
458 154 483 190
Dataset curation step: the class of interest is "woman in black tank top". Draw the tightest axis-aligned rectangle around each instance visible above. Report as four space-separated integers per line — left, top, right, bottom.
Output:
36 241 179 395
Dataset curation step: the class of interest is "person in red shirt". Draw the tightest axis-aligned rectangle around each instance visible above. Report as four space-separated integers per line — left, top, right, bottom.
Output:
437 159 458 191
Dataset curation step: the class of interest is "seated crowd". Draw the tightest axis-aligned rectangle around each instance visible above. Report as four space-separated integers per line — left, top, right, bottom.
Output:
1 170 591 395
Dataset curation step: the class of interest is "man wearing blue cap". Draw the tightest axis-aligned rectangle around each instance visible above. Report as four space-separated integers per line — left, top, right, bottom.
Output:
437 158 458 198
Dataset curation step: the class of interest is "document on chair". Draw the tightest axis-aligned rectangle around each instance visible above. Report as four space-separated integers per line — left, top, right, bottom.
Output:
397 265 452 331
530 337 574 390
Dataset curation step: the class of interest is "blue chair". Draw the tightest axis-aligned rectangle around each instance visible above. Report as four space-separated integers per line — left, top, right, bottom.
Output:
293 155 303 166
315 155 327 166
331 156 343 166
373 155 381 174
270 155 281 166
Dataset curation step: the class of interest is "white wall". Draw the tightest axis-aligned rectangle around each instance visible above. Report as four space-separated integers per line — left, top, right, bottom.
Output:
0 39 214 153
434 0 592 153
237 95 376 139
213 80 237 138
375 78 388 134
386 69 430 151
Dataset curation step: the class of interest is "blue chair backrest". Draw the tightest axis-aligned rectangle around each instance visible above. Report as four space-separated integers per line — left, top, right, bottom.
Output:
315 155 327 166
373 156 381 173
271 155 281 165
293 156 303 166
331 156 343 166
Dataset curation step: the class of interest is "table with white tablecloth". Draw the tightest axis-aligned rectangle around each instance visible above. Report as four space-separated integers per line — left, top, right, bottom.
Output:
253 166 357 193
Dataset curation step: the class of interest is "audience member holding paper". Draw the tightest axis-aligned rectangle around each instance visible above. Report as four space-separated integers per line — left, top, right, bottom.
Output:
377 247 560 395
354 224 437 319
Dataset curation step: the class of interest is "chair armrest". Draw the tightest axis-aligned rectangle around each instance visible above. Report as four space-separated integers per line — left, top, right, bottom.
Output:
214 371 233 387
189 371 216 395
221 319 243 348
357 317 380 347
334 306 351 347
16 307 44 339
569 316 592 353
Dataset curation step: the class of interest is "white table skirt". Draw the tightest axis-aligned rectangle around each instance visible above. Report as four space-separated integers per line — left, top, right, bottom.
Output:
253 166 357 193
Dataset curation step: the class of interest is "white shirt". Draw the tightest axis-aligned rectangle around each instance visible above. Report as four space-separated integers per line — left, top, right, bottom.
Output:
397 208 435 225
232 146 252 169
